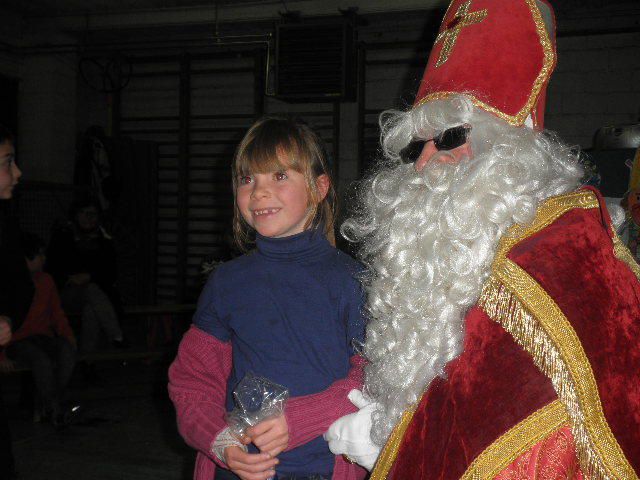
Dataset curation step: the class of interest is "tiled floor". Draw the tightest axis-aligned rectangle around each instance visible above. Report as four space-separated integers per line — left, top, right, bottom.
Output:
5 357 196 480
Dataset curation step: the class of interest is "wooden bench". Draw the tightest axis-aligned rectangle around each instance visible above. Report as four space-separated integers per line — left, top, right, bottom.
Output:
0 303 196 376
123 304 195 316
122 303 195 349
0 348 174 375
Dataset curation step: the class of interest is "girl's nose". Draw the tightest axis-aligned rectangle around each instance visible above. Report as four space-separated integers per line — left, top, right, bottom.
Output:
250 179 269 198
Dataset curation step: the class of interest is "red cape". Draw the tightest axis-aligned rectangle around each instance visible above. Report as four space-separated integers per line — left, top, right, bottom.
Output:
373 187 640 480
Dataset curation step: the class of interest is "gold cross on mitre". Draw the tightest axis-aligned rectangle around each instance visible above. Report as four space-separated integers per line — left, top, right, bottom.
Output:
434 0 488 67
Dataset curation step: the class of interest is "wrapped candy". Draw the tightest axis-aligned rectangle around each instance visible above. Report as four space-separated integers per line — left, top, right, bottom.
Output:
225 371 289 439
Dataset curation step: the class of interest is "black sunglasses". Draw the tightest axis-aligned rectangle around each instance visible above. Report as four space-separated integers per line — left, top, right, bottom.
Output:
399 125 471 164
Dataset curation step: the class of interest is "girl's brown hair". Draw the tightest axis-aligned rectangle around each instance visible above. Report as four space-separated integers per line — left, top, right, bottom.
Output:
232 116 336 251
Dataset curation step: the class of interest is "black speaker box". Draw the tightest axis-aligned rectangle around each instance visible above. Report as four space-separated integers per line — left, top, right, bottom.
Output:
275 21 356 102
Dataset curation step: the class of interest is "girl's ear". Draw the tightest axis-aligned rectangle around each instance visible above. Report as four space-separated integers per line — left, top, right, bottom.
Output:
315 174 330 202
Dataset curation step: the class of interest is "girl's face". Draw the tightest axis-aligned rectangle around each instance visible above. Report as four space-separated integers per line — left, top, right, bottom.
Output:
236 164 313 239
0 141 20 200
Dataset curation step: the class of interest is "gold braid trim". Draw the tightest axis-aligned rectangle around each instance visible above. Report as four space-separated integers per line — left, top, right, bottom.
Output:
414 0 555 126
613 233 640 281
476 189 638 479
370 408 417 480
494 190 599 259
461 401 569 480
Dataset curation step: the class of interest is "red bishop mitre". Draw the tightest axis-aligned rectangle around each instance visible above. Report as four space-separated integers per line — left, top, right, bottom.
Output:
414 0 556 129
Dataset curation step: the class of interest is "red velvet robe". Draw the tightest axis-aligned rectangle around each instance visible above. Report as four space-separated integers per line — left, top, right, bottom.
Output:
372 187 640 480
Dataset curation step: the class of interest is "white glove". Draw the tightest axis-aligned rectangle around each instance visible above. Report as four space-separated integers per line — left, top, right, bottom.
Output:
323 389 381 471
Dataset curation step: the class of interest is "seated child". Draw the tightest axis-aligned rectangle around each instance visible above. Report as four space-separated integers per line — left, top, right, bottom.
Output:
46 195 127 353
6 232 76 424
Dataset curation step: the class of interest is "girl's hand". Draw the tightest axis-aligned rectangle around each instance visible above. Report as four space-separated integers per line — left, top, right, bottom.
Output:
224 446 278 480
245 415 289 458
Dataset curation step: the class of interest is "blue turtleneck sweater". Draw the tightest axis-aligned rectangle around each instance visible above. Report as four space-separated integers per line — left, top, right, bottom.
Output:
194 228 366 476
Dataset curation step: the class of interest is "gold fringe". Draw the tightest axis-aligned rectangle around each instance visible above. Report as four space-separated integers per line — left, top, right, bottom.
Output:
461 401 569 480
479 271 638 480
478 189 637 479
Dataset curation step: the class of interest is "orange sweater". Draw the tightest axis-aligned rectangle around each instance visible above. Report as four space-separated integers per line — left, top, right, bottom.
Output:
11 271 74 343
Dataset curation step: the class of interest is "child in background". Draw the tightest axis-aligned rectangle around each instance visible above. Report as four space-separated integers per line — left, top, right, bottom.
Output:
6 232 76 425
46 195 127 354
169 117 367 480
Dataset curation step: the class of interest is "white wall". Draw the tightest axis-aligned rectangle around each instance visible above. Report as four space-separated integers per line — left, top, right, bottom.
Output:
356 10 640 153
546 32 640 148
76 77 111 137
0 50 21 77
0 6 79 185
0 8 24 140
18 53 77 183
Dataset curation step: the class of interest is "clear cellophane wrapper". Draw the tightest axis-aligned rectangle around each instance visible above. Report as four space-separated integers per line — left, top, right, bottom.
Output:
225 371 289 439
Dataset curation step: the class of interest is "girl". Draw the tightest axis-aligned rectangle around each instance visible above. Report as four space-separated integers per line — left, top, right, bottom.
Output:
169 117 367 480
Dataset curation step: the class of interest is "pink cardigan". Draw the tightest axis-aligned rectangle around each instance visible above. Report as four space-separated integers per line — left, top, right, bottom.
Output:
168 325 368 480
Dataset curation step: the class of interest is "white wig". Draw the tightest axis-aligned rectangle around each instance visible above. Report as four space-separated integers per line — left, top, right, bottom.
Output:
342 95 584 445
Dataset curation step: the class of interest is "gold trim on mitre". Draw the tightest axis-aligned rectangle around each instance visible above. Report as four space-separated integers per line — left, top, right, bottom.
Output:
434 0 489 68
461 401 570 480
478 189 638 479
415 0 556 126
369 408 417 480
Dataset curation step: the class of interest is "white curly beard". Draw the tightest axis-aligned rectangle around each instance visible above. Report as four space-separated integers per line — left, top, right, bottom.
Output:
341 96 584 446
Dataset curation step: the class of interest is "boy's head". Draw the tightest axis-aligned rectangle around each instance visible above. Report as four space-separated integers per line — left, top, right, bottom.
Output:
70 195 101 232
22 231 46 273
0 124 20 200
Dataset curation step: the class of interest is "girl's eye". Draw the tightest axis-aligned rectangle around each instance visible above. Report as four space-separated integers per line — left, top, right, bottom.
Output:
238 175 252 185
275 171 288 181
